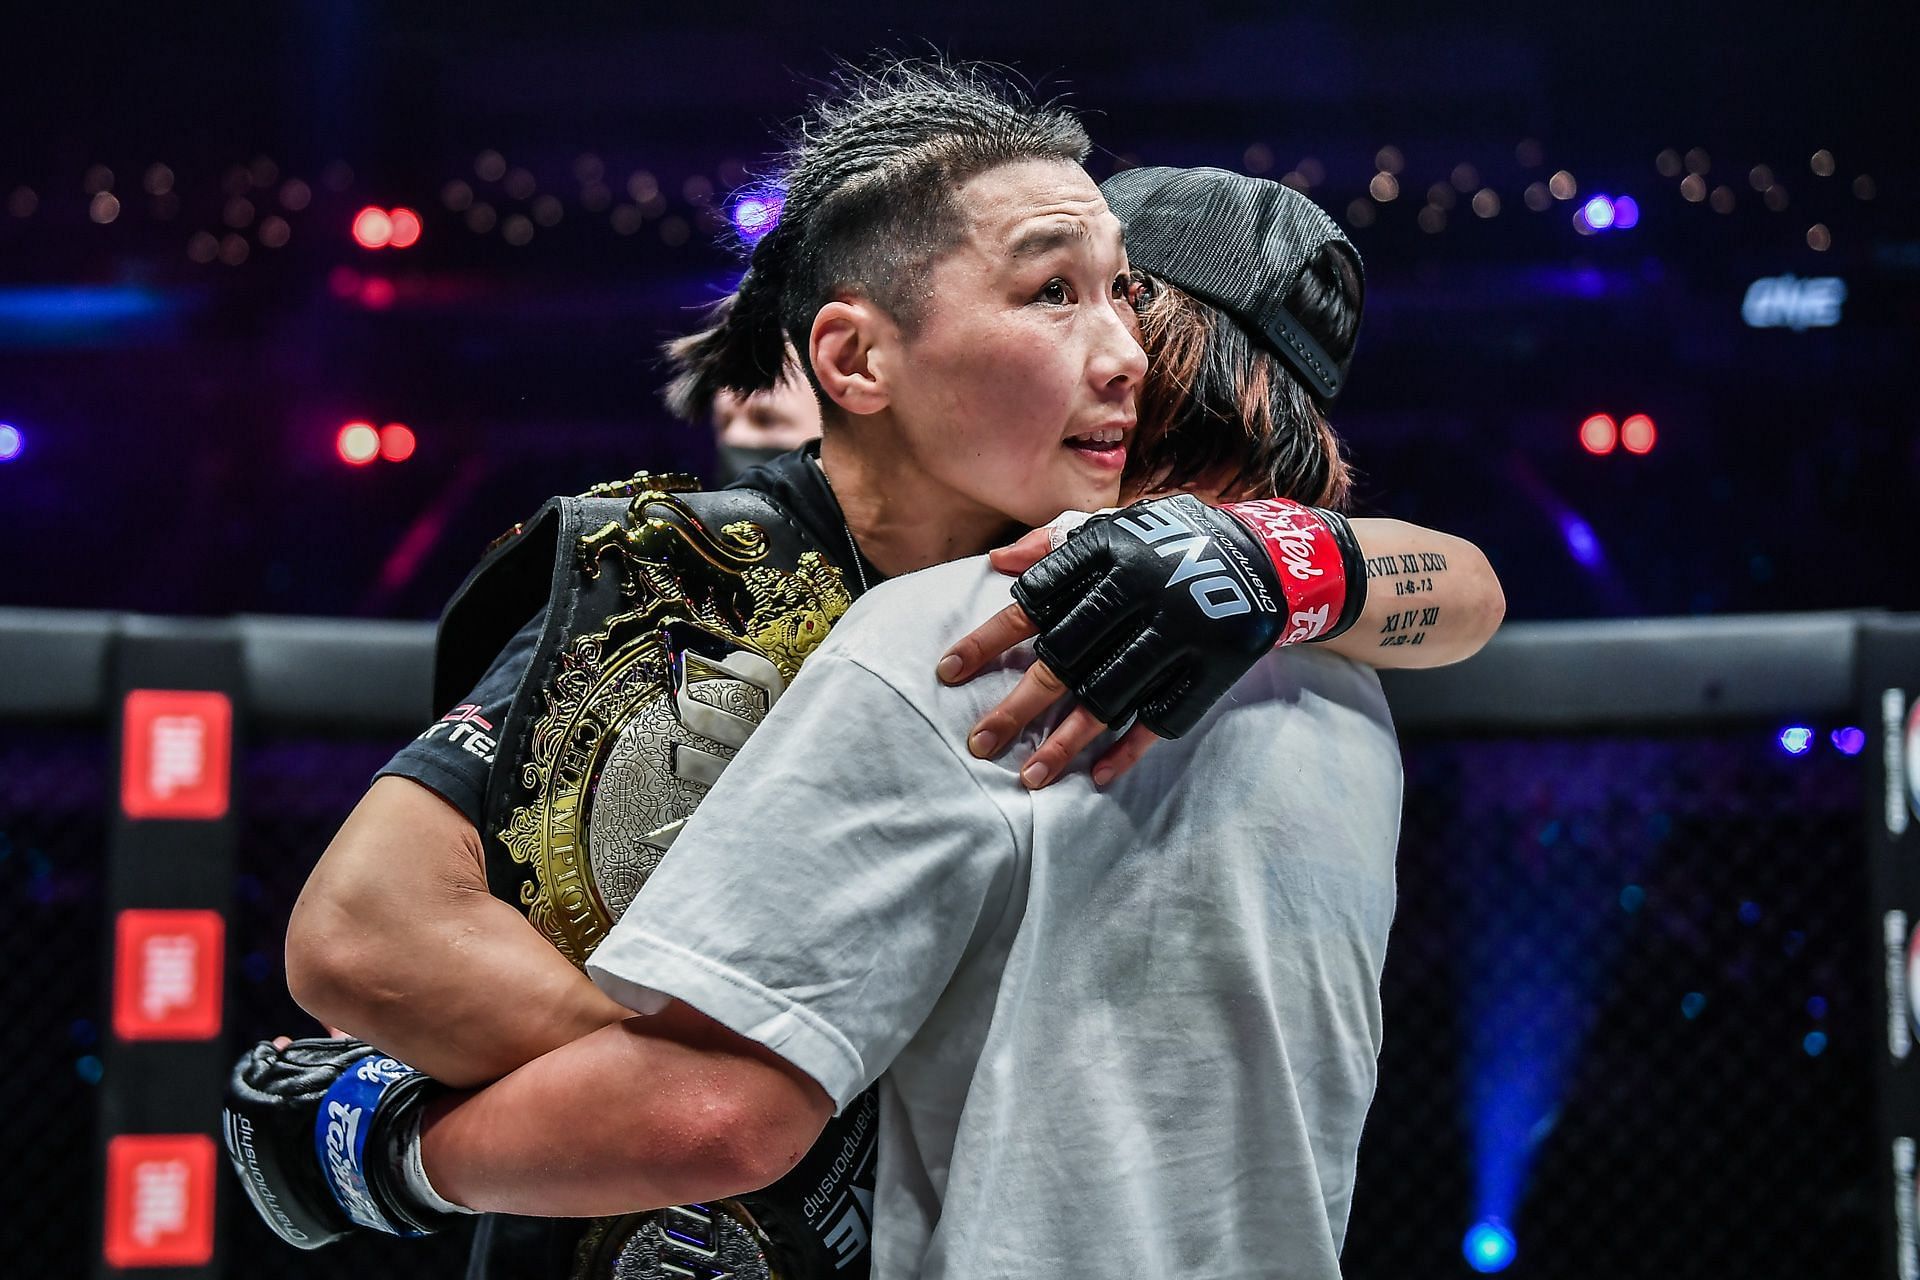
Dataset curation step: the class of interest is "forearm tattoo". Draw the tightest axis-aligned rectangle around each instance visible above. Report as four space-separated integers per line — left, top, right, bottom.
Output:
1367 550 1450 645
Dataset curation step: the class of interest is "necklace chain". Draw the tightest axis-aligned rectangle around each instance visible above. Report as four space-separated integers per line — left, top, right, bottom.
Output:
810 453 871 595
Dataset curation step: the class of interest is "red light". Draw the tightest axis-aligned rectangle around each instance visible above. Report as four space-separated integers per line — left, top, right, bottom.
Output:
358 276 396 310
352 206 392 249
327 265 362 298
387 207 422 249
337 421 380 465
1579 413 1617 455
1621 413 1657 454
379 422 417 462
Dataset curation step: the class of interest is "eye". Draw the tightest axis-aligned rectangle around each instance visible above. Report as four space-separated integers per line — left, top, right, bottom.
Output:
1036 278 1072 305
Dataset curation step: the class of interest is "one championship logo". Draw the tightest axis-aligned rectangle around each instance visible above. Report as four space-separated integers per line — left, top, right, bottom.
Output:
1112 503 1263 620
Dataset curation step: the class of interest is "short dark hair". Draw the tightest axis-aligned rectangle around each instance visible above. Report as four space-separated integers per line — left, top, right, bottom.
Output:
1126 243 1362 509
664 59 1089 420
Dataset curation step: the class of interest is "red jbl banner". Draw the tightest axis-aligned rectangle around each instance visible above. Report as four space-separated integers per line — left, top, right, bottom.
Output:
121 690 233 820
102 1133 217 1268
113 909 225 1041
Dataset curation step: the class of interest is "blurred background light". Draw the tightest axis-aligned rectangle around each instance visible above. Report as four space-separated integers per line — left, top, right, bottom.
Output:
1778 725 1814 755
1464 1221 1517 1273
378 422 417 462
1560 515 1602 567
1580 413 1617 455
1583 195 1615 229
337 421 380 465
387 207 423 249
0 423 22 462
352 206 393 249
1620 413 1657 454
729 189 784 244
1612 195 1639 228
1831 726 1866 755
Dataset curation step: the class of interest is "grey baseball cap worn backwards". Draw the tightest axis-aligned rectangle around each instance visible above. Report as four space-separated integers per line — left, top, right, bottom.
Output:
1101 165 1364 404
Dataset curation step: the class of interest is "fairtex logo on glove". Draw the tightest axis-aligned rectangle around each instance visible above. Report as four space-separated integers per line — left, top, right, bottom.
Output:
313 1053 419 1235
1221 499 1352 646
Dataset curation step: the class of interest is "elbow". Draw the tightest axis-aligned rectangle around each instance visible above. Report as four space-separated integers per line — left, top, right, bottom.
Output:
668 1075 830 1199
1481 572 1508 643
284 881 394 1032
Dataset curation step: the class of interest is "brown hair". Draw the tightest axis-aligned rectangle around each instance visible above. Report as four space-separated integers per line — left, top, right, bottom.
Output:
1123 243 1360 509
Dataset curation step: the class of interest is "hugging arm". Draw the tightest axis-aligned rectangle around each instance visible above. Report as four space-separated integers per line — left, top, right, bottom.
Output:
284 776 633 1089
941 498 1504 786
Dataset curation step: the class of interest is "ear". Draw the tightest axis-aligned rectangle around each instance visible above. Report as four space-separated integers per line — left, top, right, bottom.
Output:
808 299 894 417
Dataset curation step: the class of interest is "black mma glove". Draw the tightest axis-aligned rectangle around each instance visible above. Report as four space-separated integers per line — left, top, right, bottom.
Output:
1010 493 1366 738
223 1037 459 1250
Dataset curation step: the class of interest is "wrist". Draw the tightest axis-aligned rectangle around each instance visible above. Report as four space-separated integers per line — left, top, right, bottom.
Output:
314 1052 454 1236
1220 498 1367 646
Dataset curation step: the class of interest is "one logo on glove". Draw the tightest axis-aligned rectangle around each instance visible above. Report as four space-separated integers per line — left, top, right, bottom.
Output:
1112 503 1268 620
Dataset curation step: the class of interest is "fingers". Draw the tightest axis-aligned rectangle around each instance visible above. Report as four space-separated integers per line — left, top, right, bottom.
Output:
986 526 1058 576
939 602 1039 685
1090 723 1160 787
272 1035 293 1050
1015 705 1110 790
966 659 1071 761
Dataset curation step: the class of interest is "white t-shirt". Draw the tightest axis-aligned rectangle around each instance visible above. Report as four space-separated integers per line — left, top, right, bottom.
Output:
587 556 1403 1280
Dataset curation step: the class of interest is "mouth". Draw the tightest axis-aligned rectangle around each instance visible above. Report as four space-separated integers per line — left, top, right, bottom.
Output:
1063 423 1131 470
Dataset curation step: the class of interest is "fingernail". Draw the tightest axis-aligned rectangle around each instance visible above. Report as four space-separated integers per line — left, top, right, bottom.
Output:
969 730 999 758
1021 760 1051 789
937 654 963 683
1092 766 1114 788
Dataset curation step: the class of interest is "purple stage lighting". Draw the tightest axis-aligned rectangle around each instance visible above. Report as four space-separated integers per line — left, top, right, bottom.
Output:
1612 195 1640 228
729 189 784 245
0 423 21 462
1583 195 1616 230
1831 727 1866 755
1778 726 1814 756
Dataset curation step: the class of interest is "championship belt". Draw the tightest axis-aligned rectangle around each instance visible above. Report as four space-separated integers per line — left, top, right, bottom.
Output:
433 472 879 1280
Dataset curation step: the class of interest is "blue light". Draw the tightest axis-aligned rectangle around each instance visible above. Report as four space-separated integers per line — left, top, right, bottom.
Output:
1583 195 1616 229
0 423 20 461
1619 884 1645 913
75 1055 103 1085
1779 726 1814 755
1612 195 1640 228
729 188 785 245
1804 1030 1828 1057
1831 726 1866 756
1464 1221 1517 1273
1682 991 1707 1020
1559 515 1603 567
1739 900 1762 925
1806 995 1827 1019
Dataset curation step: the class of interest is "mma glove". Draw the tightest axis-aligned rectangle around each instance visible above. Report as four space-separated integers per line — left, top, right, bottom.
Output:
223 1036 465 1250
1011 493 1366 738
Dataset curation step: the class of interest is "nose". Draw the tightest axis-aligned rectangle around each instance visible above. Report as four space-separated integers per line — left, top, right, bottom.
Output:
1089 296 1148 399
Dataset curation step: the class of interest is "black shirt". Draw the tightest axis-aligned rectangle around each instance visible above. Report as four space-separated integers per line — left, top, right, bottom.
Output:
376 442 882 827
